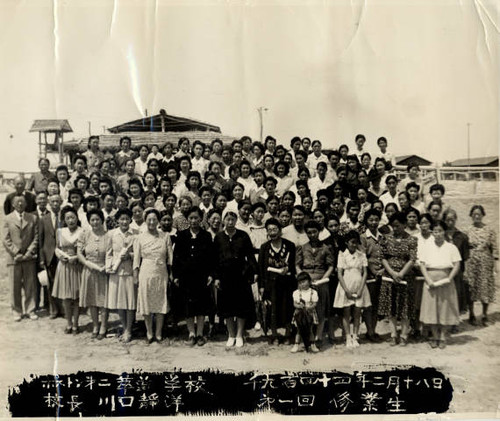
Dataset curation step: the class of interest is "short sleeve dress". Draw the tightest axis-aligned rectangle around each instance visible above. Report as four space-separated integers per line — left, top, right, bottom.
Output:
133 230 170 315
464 225 498 304
378 232 418 321
105 228 137 310
52 227 82 300
334 249 371 308
78 229 109 308
419 240 461 326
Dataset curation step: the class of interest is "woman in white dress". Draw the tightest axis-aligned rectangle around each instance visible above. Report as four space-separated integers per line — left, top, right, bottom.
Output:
419 220 461 349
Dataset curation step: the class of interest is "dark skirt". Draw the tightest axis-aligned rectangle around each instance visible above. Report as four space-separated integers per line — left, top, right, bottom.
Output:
266 274 295 329
328 275 343 317
366 279 381 312
314 283 330 323
454 271 468 313
218 266 255 319
177 278 214 318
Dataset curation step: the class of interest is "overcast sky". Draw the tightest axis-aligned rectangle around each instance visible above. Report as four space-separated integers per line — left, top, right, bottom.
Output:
0 0 498 171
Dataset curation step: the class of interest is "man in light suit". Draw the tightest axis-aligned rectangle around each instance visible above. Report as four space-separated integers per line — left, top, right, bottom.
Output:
3 195 39 321
39 194 63 318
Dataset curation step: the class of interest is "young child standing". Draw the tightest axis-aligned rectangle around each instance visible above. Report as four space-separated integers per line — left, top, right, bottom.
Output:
291 272 319 353
334 230 371 348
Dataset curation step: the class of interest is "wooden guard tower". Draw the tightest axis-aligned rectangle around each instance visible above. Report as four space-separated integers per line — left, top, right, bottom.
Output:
30 119 73 163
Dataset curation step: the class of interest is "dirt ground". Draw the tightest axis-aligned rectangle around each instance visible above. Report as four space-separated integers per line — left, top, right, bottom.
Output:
0 189 499 417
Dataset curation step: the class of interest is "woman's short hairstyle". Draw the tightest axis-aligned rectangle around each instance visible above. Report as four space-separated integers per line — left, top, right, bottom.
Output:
184 171 202 189
144 208 161 221
344 229 361 244
273 161 290 176
60 205 79 224
186 206 204 219
419 213 433 225
389 211 407 226
469 204 486 216
363 208 382 225
265 217 282 230
431 220 448 231
252 202 267 212
115 208 133 220
86 209 104 223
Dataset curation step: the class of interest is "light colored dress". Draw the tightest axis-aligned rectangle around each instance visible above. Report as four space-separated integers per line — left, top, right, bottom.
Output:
78 229 109 307
133 230 171 315
464 225 498 303
334 249 371 308
105 228 136 310
419 240 461 325
52 227 82 300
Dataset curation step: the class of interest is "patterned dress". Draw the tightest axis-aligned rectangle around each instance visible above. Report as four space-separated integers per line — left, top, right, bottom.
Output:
52 227 82 300
78 229 109 307
464 225 498 303
172 214 190 232
378 233 418 321
133 231 171 315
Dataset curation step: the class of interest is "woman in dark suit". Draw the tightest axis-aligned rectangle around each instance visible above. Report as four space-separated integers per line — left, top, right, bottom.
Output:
173 207 214 347
213 211 258 348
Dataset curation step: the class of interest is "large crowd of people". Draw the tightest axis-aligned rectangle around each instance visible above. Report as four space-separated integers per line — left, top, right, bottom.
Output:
3 134 498 352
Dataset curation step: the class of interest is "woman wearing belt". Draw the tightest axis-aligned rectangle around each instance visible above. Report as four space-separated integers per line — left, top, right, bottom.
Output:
419 220 461 349
133 208 172 344
77 209 109 339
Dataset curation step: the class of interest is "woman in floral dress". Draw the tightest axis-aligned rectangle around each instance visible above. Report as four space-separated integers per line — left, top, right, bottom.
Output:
77 209 109 339
133 208 172 343
378 212 418 346
465 205 498 326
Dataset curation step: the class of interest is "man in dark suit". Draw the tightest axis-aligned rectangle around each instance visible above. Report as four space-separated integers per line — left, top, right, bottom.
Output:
32 191 49 219
4 176 36 215
3 195 39 321
39 194 63 318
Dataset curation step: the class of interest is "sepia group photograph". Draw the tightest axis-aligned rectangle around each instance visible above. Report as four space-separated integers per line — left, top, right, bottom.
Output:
0 0 498 418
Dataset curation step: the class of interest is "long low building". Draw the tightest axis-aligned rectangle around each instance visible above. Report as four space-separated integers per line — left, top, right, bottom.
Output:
64 110 237 154
448 156 499 167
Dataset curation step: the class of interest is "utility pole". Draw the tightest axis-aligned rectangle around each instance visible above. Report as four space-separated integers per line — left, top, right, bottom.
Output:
257 107 269 142
88 121 92 136
467 122 471 180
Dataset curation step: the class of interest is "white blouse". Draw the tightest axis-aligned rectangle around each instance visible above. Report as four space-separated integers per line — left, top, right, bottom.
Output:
419 240 461 269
